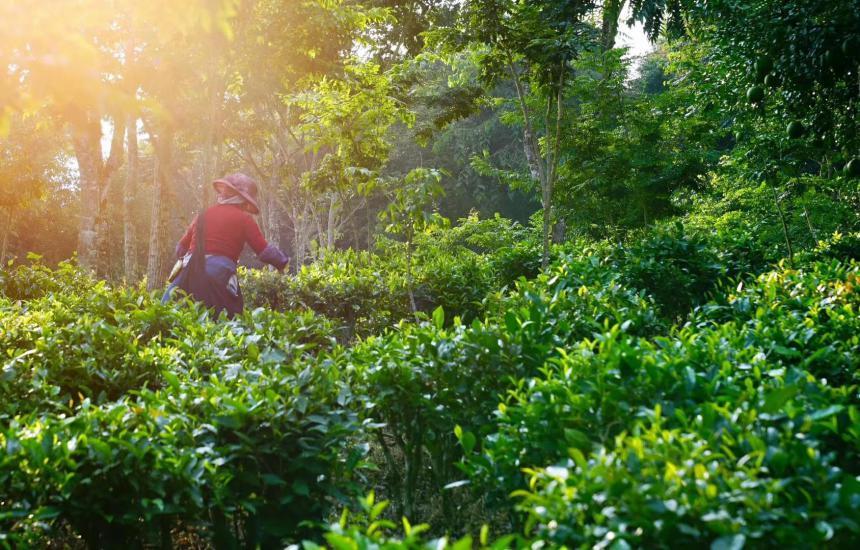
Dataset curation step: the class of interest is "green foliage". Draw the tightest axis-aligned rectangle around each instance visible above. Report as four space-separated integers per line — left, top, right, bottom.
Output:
0 263 356 548
0 258 97 301
242 249 411 339
5 220 860 548
608 222 750 320
552 48 722 237
348 240 662 524
2 357 360 547
477 261 860 546
243 214 531 336
300 493 520 550
6 4 860 545
379 169 445 238
0 115 62 223
683 173 860 265
296 58 409 185
804 231 860 264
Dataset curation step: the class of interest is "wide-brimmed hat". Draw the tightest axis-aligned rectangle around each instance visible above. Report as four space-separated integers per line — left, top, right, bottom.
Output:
212 173 261 214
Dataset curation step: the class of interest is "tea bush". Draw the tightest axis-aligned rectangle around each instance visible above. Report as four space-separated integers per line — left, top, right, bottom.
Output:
242 248 412 339
0 293 179 418
2 355 361 548
3 227 859 548
347 252 663 525
463 260 860 546
683 174 860 267
609 222 750 320
1 275 336 421
0 258 97 301
242 215 527 338
800 231 860 264
244 216 763 344
298 493 521 550
1 264 357 548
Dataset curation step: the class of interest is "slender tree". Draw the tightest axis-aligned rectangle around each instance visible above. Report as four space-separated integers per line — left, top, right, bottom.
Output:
123 118 139 280
430 0 599 267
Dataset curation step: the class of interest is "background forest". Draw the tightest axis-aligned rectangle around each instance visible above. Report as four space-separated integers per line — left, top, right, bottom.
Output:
3 0 860 548
2 0 858 278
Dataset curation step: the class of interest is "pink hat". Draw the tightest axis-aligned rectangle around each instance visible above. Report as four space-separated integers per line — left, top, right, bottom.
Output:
213 173 261 214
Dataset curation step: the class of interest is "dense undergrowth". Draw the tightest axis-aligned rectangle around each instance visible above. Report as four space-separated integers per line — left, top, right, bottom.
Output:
2 217 860 548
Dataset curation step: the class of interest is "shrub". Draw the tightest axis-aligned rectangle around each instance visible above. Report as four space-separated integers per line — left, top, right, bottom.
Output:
416 251 494 324
0 290 181 418
5 231 860 549
243 249 411 339
683 174 860 267
463 260 860 546
0 257 98 301
0 401 206 547
0 277 336 420
489 238 543 286
349 253 662 526
589 220 771 321
0 265 354 548
612 222 735 319
1 335 358 548
800 231 860 264
243 217 518 338
299 493 521 550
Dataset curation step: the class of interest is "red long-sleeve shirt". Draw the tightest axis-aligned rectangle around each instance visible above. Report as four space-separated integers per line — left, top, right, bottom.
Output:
178 204 269 263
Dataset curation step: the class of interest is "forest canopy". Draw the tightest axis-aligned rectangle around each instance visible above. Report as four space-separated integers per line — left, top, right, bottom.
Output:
3 0 857 276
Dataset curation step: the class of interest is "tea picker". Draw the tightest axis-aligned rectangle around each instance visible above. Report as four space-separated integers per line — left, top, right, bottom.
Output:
163 173 289 317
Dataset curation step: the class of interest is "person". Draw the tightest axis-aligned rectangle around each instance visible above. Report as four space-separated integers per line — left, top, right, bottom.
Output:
162 173 289 316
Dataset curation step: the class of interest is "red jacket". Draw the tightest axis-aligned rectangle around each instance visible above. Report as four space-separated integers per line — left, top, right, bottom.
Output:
176 204 287 269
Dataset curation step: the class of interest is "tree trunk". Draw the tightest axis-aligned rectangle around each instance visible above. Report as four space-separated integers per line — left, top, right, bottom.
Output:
71 115 103 273
406 233 418 318
71 113 126 276
0 209 12 264
553 219 566 243
94 117 126 279
507 55 556 269
124 118 139 281
542 182 552 269
201 90 222 208
803 204 817 242
146 134 172 290
265 191 281 249
289 200 312 269
768 178 793 264
326 194 338 250
601 0 625 51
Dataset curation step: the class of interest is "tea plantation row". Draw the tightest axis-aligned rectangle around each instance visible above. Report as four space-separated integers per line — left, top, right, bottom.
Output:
2 221 860 548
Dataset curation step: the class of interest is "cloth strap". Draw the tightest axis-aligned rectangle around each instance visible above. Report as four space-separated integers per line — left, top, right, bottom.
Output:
189 210 207 276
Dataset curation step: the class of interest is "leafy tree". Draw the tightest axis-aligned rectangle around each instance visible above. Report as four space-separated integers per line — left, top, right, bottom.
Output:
430 0 601 268
294 59 413 253
365 0 459 64
550 47 722 236
384 58 536 223
0 116 65 263
379 167 444 316
631 0 860 162
221 0 385 264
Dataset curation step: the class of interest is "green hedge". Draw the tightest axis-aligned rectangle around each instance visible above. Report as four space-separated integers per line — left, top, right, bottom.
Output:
464 260 860 546
0 265 354 548
3 224 859 548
